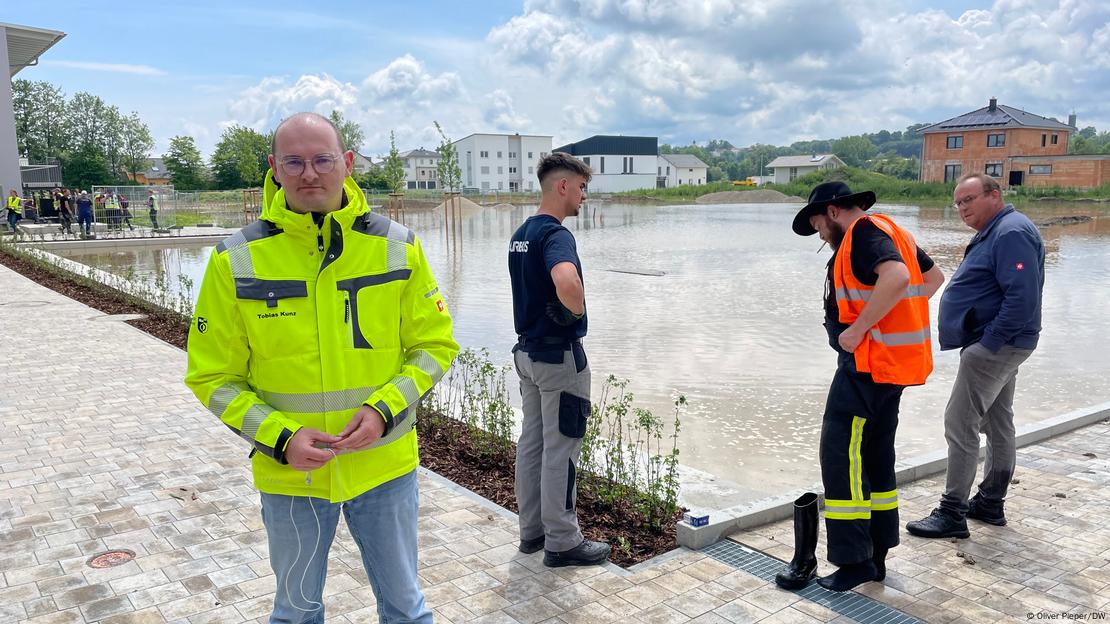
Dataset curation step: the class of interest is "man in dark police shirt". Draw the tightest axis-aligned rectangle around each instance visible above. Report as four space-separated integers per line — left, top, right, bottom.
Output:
507 152 610 568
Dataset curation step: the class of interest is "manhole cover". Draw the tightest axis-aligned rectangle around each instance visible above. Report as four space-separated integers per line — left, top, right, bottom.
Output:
87 550 135 568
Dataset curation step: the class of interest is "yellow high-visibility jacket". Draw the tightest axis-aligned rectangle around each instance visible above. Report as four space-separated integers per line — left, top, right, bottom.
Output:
185 170 458 501
7 195 22 214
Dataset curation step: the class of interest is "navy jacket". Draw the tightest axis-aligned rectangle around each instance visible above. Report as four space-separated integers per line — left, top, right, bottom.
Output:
938 205 1044 352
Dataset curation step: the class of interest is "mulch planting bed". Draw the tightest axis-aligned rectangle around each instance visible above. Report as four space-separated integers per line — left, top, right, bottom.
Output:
1 246 682 567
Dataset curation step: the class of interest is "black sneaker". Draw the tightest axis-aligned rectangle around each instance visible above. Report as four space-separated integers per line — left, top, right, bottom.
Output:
906 508 970 539
543 539 611 567
519 535 545 554
967 496 1007 526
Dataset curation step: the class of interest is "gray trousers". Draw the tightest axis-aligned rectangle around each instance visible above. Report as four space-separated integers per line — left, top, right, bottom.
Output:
514 345 591 552
941 343 1033 514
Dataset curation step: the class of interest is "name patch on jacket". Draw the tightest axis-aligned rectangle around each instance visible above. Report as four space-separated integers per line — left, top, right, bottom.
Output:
257 311 297 320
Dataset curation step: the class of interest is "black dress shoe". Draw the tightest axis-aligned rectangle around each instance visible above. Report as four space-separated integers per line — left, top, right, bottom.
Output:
543 539 611 567
519 535 545 554
906 508 970 539
967 496 1007 526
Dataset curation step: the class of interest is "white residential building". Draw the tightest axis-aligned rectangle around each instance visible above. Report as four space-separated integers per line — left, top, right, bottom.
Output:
766 154 846 184
659 153 709 187
553 135 659 193
400 148 440 189
453 133 553 192
352 151 376 175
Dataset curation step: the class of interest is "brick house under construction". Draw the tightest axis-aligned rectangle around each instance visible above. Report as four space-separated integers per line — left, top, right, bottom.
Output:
920 98 1110 189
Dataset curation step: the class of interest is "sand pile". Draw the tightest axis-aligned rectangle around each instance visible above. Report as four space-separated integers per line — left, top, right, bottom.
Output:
433 196 484 216
695 189 805 204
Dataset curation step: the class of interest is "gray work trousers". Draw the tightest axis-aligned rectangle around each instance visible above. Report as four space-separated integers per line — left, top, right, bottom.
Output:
514 344 591 553
941 343 1033 515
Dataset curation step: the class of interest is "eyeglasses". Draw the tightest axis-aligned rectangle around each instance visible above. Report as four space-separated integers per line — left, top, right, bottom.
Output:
954 191 989 209
278 154 339 177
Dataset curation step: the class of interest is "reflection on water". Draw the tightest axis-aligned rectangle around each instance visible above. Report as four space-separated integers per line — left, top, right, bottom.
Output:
59 201 1110 498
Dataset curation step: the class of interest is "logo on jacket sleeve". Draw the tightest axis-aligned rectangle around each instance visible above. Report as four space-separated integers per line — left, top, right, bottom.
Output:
1016 262 1024 270
436 299 445 312
197 317 208 333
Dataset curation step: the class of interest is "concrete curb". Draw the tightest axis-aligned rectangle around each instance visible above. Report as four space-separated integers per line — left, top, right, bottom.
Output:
25 234 228 251
676 401 1110 549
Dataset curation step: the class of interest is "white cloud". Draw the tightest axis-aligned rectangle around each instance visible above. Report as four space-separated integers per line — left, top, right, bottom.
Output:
43 60 167 76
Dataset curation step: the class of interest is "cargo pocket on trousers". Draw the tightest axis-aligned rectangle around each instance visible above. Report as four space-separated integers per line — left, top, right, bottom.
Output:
558 392 590 438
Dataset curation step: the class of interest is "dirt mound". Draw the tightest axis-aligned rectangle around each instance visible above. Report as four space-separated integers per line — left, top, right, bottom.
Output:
490 203 516 211
433 196 484 216
696 189 804 204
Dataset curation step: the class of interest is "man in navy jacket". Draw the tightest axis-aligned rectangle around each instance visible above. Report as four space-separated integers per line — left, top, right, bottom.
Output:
907 173 1045 539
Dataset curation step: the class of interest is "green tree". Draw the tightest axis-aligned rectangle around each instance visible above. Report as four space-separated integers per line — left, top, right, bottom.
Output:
163 135 207 190
328 110 365 154
64 144 110 190
433 121 462 192
11 79 68 160
101 106 126 181
120 112 155 182
831 135 877 167
211 125 269 189
383 131 405 193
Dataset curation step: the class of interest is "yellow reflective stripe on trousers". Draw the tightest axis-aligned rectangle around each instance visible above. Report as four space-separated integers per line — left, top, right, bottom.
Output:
850 416 865 502
872 489 899 511
825 498 871 520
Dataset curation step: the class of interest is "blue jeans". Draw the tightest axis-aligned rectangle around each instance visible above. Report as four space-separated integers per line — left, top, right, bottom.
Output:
260 470 431 624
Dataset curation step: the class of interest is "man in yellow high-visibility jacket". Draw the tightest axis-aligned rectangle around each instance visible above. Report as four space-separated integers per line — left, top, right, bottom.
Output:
185 112 457 623
6 189 23 234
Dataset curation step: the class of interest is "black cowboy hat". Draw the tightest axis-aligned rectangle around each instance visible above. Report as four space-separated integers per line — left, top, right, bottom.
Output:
791 181 876 236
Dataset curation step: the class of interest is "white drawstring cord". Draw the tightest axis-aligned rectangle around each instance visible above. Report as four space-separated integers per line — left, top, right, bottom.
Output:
283 448 340 614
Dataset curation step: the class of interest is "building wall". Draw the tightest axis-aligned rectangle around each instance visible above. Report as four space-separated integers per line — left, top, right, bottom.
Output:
1011 158 1110 189
0 27 23 198
921 127 1070 186
772 164 819 184
576 154 655 192
457 135 551 192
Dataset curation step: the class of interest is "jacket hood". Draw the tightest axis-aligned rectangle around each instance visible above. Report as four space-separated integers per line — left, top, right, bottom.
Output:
260 168 368 226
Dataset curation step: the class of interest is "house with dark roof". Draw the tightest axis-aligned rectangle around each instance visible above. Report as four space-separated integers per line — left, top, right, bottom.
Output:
765 154 845 184
554 135 659 193
918 98 1101 188
660 153 710 187
131 158 172 185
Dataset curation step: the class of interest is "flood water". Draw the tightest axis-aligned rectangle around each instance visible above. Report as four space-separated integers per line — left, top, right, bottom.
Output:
58 200 1110 501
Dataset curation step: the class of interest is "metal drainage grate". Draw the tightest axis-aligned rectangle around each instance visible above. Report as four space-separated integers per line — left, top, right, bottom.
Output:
87 549 136 568
701 540 924 624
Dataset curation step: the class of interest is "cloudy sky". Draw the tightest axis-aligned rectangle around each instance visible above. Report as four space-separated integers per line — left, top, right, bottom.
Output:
8 0 1109 157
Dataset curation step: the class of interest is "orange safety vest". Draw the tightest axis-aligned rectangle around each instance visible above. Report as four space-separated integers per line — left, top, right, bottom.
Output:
833 214 932 386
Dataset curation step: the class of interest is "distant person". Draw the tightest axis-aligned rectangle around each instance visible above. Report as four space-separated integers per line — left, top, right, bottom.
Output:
777 181 944 592
508 152 611 568
6 189 21 234
185 112 457 623
118 192 135 231
148 189 160 229
907 173 1044 539
57 188 74 235
76 190 94 237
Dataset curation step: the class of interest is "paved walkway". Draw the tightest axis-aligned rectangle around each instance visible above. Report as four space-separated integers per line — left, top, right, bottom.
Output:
1 260 1107 624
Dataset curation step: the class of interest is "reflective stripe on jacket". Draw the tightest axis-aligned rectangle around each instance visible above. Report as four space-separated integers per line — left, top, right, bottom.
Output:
185 170 459 502
834 214 932 386
7 196 22 214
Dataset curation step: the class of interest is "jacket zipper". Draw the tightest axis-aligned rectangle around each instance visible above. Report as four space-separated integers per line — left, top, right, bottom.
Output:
344 297 350 324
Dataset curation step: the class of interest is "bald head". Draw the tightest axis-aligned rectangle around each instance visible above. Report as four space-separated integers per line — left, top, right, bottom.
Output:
271 112 345 157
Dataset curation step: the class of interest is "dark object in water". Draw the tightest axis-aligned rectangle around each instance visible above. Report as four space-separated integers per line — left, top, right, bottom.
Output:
1035 215 1093 227
606 269 666 277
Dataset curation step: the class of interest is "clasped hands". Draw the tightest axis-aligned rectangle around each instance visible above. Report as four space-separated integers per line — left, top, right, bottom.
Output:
284 405 386 472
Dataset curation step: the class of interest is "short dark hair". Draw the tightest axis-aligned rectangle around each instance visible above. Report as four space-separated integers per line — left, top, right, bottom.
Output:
537 152 592 187
271 112 345 156
957 172 1001 194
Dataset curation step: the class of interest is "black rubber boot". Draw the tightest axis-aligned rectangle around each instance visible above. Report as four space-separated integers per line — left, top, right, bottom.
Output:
775 492 819 590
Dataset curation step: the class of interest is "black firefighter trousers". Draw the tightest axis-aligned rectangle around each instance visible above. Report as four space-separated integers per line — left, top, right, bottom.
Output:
820 366 903 565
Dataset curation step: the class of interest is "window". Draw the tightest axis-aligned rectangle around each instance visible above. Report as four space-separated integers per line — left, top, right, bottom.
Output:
600 157 605 173
1041 134 1046 147
789 167 798 181
428 181 437 189
985 163 1002 177
497 151 502 158
509 152 517 158
482 181 490 190
622 157 631 173
528 151 533 159
497 166 503 174
583 157 590 166
527 181 534 190
480 151 489 158
509 167 517 174
407 181 416 189
944 164 962 183
498 181 504 189
1051 134 1059 145
1029 165 1052 175
658 166 662 175
480 166 490 174
987 133 1005 147
946 135 964 149
528 166 533 174
666 166 670 175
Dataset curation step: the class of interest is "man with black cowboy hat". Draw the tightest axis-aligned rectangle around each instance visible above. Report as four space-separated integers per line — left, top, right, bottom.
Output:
775 181 944 592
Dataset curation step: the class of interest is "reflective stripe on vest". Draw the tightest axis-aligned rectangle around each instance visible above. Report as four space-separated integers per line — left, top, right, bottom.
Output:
833 213 933 386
